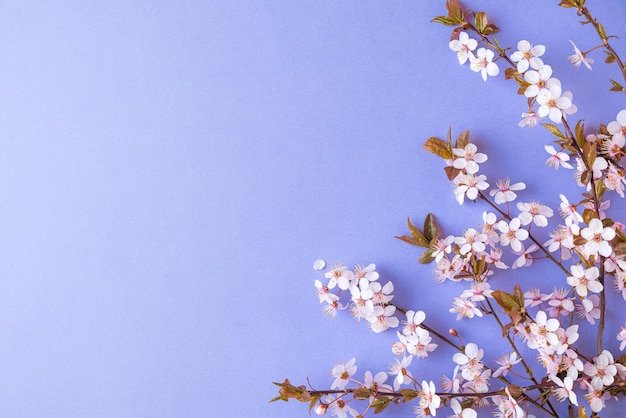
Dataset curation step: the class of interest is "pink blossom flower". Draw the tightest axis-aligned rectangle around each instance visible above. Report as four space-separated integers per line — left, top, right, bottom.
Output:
449 297 483 320
490 178 526 204
544 145 573 169
575 295 601 325
493 352 522 378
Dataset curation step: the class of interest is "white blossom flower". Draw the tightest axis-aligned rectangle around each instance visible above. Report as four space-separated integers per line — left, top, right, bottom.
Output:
617 323 626 351
510 40 545 73
559 194 583 224
450 399 477 418
605 162 626 198
418 380 441 416
453 342 484 380
449 297 483 320
519 111 540 128
331 358 357 389
517 201 553 227
490 178 526 204
576 295 601 325
524 64 559 98
567 265 602 298
389 356 413 391
449 32 478 65
455 228 487 256
607 109 626 143
580 218 615 258
452 143 488 174
569 40 593 70
497 218 528 252
584 350 618 390
470 48 499 81
493 352 521 378
454 174 489 205
536 84 571 123
363 370 393 395
544 145 573 169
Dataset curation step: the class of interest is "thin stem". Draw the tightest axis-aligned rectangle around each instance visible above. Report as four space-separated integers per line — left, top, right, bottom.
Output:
577 6 626 89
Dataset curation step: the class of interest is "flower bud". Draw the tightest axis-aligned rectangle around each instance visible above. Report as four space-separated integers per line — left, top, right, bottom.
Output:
314 403 328 415
449 328 459 337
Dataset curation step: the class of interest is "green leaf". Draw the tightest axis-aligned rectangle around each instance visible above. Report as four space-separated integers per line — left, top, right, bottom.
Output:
605 51 616 64
541 123 567 139
558 0 577 7
474 11 487 33
419 249 435 264
395 235 424 247
399 389 419 402
609 79 624 92
423 213 440 242
575 120 586 147
432 16 457 26
371 398 390 414
582 141 596 167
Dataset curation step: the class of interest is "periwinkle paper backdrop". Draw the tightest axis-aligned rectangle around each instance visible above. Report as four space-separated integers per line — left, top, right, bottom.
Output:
0 1 625 417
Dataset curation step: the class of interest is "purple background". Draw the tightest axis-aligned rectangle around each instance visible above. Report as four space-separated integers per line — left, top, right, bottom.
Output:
0 1 625 417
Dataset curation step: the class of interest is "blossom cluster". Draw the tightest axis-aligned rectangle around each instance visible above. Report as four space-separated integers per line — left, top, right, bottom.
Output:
314 261 399 333
274 1 626 416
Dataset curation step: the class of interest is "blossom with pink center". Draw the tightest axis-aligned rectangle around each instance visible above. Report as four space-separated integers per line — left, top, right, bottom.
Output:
569 40 594 70
431 235 454 263
605 163 626 197
493 352 522 378
510 40 545 73
546 287 575 317
454 228 487 256
527 310 560 349
497 218 528 252
601 132 625 159
461 281 493 302
490 178 526 204
403 310 426 336
580 218 615 258
524 288 551 308
449 296 483 320
544 145 573 169
454 174 489 205
583 380 610 413
511 244 538 269
519 111 540 128
470 48 499 81
584 350 618 390
575 295 601 325
558 194 583 225
567 264 602 298
453 342 484 380
322 394 359 418
517 201 553 227
449 31 477 65
452 143 488 174
325 263 354 290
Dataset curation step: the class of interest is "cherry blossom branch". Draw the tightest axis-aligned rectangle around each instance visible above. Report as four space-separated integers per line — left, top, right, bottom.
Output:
478 191 570 276
573 4 626 91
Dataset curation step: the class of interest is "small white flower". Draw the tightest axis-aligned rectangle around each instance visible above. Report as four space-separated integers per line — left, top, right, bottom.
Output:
470 48 499 81
510 40 545 73
490 178 525 204
544 145 573 169
449 32 478 65
569 40 593 70
452 143 488 174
